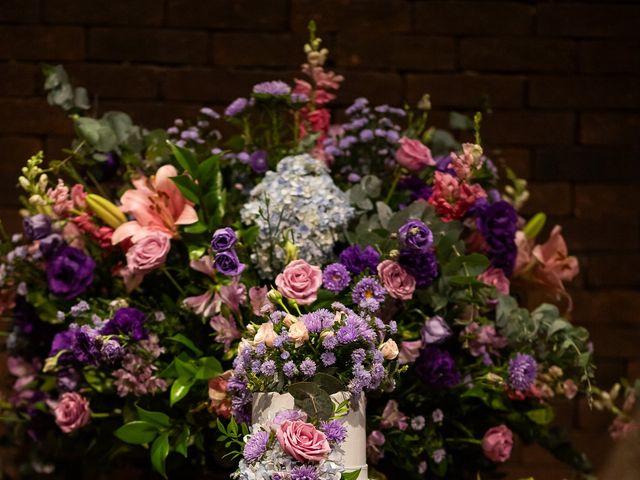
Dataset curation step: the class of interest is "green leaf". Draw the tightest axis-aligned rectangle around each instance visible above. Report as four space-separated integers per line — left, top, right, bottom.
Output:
184 221 208 234
288 382 334 421
167 333 203 357
195 356 223 380
135 405 171 428
171 175 200 204
170 377 195 406
341 469 362 480
526 407 554 425
74 117 118 152
310 373 344 395
150 432 170 479
114 421 159 445
174 425 190 457
449 111 475 130
168 141 199 176
175 357 198 378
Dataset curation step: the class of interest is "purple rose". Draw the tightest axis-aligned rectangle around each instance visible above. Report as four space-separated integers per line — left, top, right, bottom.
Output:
46 246 96 299
398 219 433 252
101 307 148 341
398 249 438 288
421 316 452 344
23 214 52 240
339 245 380 275
415 346 460 388
39 233 64 260
214 250 245 276
211 227 237 252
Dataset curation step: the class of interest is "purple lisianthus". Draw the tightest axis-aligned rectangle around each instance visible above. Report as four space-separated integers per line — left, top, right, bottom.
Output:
508 353 538 391
249 150 268 173
71 325 102 365
214 250 245 276
210 227 237 252
243 429 269 464
23 214 52 240
224 97 249 117
398 219 433 252
322 263 351 293
46 246 96 300
415 346 460 388
339 245 380 275
39 233 64 259
476 200 518 276
399 249 438 288
320 420 347 443
50 330 75 356
352 277 386 311
421 316 452 344
100 338 124 363
101 307 148 341
291 466 318 480
253 80 291 96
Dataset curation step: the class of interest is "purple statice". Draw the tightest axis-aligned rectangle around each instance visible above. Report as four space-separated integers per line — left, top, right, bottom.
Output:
23 214 52 240
214 250 245 276
398 249 438 288
476 200 518 276
299 358 317 377
102 307 148 341
249 150 268 173
411 415 426 431
320 351 336 366
301 309 335 333
398 219 433 252
415 346 460 388
252 80 291 96
432 448 446 464
320 420 347 444
322 263 351 293
352 277 386 311
322 334 338 350
71 325 102 365
508 353 538 391
290 465 318 480
224 97 249 117
339 245 380 275
351 348 366 365
243 430 269 464
210 227 237 252
46 246 96 300
260 359 276 377
283 361 298 377
70 300 90 317
100 338 124 363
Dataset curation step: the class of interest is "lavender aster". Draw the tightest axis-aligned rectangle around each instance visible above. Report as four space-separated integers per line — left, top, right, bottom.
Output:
224 97 249 117
320 351 336 366
508 353 538 391
252 80 291 96
290 465 319 480
243 430 269 464
320 420 348 443
352 277 386 311
260 359 276 377
283 361 298 377
322 263 351 293
299 358 317 377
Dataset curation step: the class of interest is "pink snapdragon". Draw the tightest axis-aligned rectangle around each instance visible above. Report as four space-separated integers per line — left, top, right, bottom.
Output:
429 171 487 222
450 143 484 180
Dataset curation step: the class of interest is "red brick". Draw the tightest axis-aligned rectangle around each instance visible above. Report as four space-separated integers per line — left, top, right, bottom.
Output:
575 185 640 218
43 0 163 26
0 207 22 234
211 33 312 67
537 4 640 38
88 28 208 64
406 74 525 108
487 147 531 179
483 112 575 145
100 101 202 130
167 0 287 30
416 1 534 35
581 113 640 146
0 99 72 135
580 41 640 73
521 182 572 217
338 71 404 107
460 38 576 72
584 254 640 288
0 136 43 208
291 0 411 33
44 135 76 160
530 76 640 109
534 146 640 182
65 64 161 99
572 290 640 328
559 215 639 252
0 0 39 23
0 26 85 61
335 35 454 71
0 64 37 96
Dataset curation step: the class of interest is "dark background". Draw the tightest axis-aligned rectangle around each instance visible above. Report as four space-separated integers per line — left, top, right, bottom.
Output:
1 0 639 478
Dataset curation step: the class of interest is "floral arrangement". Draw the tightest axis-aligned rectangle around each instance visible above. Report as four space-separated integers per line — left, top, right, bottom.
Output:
1 22 636 480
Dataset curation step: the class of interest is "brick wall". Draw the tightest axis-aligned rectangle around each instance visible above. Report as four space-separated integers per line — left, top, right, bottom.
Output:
1 1 639 478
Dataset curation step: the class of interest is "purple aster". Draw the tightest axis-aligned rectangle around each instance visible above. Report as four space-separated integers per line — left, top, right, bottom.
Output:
250 360 262 373
508 353 538 391
322 334 338 350
476 200 518 276
398 219 433 252
254 343 267 356
283 361 298 377
322 263 351 293
101 307 148 341
260 359 276 377
299 358 317 377
253 80 291 96
352 277 386 311
290 465 318 480
336 324 358 344
398 249 438 288
320 420 347 443
432 448 446 464
415 346 460 388
224 97 249 117
301 309 334 333
243 430 269 464
339 245 380 275
320 351 336 366
351 348 366 365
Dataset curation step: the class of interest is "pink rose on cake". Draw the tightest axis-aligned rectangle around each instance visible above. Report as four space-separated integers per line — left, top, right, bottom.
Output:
276 420 331 462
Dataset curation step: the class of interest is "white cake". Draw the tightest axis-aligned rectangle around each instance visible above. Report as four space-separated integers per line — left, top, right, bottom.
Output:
252 391 368 480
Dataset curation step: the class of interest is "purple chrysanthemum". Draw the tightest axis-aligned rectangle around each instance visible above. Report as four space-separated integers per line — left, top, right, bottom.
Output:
322 263 351 293
320 351 336 366
243 430 269 464
290 465 319 480
253 80 291 96
299 358 317 377
320 420 347 443
352 277 386 311
415 346 460 388
508 353 538 391
224 97 249 117
339 245 380 275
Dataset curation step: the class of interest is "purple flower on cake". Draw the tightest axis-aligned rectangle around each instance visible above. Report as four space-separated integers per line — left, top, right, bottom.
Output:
320 420 347 444
339 245 380 275
272 409 307 428
508 353 538 391
290 465 319 480
352 277 386 311
322 263 351 293
243 429 269 464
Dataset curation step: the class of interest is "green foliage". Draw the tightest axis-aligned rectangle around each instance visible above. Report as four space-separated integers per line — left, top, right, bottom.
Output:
341 469 362 480
216 417 247 460
287 373 345 421
162 354 223 407
42 64 90 114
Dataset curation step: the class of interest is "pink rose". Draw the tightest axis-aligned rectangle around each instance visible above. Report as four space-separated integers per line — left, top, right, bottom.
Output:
275 259 322 305
276 420 331 462
377 260 416 300
53 392 91 433
398 340 422 365
126 231 171 273
395 136 435 172
482 424 513 463
478 267 510 295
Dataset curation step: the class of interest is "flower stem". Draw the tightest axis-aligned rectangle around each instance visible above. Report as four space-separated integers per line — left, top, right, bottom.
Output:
384 166 403 204
162 268 185 296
